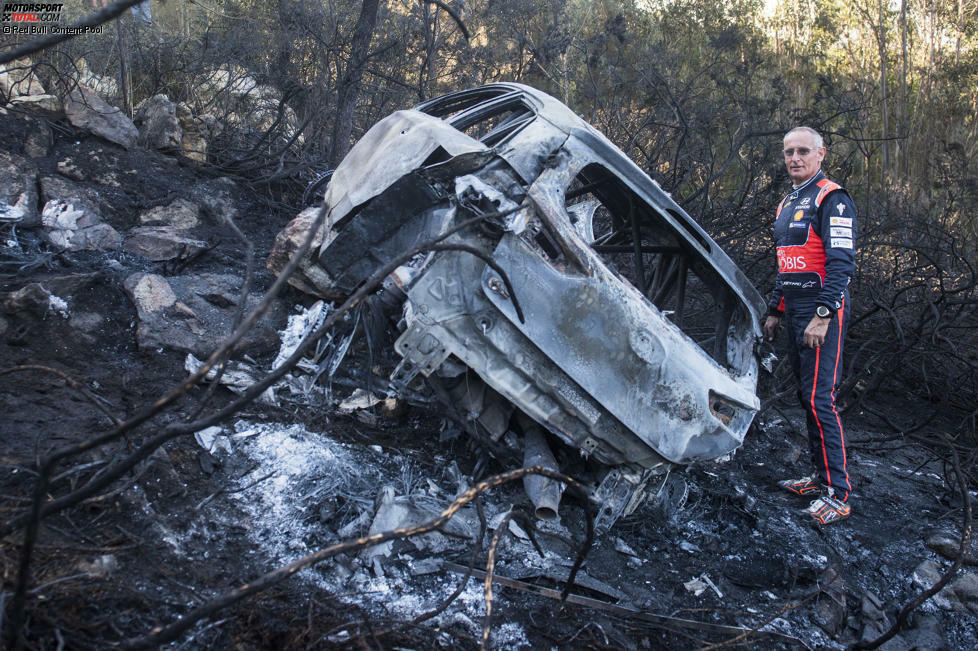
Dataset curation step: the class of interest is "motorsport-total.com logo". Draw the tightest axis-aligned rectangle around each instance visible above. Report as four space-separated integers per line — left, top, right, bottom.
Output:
2 3 104 35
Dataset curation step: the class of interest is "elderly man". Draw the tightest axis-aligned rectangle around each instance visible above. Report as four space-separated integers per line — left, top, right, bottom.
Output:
763 126 856 525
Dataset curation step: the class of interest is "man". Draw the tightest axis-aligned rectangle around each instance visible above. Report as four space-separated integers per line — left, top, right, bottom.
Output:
764 126 856 525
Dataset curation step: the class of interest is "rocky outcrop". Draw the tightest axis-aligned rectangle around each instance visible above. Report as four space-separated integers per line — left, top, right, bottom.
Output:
0 151 40 226
123 272 282 357
134 94 182 151
64 85 138 150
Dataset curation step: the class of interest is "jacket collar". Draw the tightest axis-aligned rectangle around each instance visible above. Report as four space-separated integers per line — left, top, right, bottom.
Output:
787 170 825 200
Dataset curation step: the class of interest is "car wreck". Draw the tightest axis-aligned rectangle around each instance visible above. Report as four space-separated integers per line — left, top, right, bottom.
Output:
269 83 767 531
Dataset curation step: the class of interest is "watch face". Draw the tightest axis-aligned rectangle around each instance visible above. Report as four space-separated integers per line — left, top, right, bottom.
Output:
817 306 830 318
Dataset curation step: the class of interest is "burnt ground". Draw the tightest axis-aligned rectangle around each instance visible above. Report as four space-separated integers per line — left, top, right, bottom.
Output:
2 112 977 650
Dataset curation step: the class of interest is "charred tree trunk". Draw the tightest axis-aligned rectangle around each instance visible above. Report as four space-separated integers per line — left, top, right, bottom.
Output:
329 0 381 168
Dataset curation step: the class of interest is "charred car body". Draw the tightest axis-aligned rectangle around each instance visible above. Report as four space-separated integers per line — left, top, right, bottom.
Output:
272 84 767 530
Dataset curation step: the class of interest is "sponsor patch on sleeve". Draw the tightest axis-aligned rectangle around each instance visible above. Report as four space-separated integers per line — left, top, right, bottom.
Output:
830 238 854 249
830 216 852 227
830 227 852 238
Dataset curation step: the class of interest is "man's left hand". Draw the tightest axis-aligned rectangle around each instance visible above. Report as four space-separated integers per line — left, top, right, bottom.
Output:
803 316 830 348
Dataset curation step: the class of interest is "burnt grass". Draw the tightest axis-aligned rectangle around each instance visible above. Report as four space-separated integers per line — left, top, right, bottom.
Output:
2 114 976 649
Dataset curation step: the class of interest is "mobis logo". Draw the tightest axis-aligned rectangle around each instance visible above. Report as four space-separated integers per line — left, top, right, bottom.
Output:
2 3 64 23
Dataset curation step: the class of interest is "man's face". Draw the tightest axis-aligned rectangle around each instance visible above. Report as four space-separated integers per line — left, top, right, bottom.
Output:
783 131 825 185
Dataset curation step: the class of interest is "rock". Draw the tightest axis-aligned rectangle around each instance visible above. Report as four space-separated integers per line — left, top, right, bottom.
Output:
175 103 220 163
2 284 68 318
40 175 100 212
124 273 176 313
123 226 208 262
8 94 64 120
813 566 846 636
0 151 40 227
39 176 109 249
925 531 978 565
266 205 340 298
912 560 957 610
902 615 947 650
860 590 890 645
188 177 242 224
0 58 46 98
950 572 978 614
41 200 120 251
134 94 182 151
124 272 283 357
861 589 886 621
64 85 138 150
138 198 200 229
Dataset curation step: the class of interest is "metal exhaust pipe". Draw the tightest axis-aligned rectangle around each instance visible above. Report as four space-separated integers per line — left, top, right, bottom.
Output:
521 422 563 520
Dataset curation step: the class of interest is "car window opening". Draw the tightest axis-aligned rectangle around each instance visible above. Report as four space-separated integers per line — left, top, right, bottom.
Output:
566 163 749 372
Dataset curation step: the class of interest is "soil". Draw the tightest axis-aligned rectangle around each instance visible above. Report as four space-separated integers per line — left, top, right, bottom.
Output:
1 110 976 650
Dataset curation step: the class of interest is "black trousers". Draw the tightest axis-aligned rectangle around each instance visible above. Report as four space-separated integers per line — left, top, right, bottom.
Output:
784 295 853 501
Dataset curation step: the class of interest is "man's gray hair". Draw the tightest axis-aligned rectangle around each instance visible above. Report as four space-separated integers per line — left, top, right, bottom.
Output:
784 126 824 149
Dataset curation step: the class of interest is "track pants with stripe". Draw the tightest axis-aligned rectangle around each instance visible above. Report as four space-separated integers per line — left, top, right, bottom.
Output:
785 296 853 501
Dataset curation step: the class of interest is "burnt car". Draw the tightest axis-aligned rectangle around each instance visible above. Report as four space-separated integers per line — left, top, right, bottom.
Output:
271 83 767 530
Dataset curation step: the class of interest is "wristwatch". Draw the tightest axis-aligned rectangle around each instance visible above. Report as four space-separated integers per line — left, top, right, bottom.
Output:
815 305 832 319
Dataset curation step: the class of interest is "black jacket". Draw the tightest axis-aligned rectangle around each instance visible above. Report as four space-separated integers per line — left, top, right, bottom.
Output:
768 171 856 315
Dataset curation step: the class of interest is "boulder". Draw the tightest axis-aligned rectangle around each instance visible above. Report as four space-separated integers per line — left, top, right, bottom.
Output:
0 151 40 227
123 226 209 261
64 85 138 150
8 94 64 120
39 176 120 251
0 59 46 99
134 94 182 151
925 531 978 565
266 205 339 298
138 198 200 229
41 201 121 251
124 272 283 357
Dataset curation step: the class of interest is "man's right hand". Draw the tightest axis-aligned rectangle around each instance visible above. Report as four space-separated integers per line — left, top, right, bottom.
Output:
763 315 782 341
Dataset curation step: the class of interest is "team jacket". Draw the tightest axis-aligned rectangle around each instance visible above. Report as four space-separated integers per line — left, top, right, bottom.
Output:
768 171 856 314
